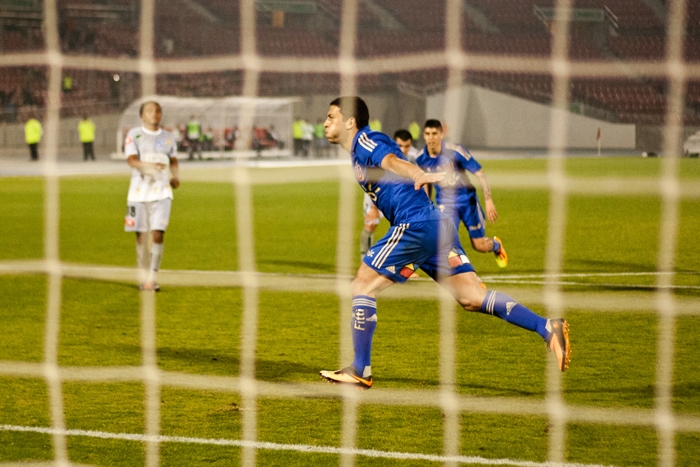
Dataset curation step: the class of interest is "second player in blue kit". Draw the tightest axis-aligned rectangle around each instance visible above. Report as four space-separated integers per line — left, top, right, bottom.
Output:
416 119 508 268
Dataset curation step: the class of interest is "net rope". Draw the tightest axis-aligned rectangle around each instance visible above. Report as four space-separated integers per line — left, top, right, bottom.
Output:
0 0 698 466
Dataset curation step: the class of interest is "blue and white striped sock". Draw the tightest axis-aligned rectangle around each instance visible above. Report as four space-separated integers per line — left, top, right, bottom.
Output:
351 295 377 378
481 290 548 340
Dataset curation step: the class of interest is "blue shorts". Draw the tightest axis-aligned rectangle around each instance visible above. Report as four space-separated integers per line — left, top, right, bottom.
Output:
441 196 486 239
363 216 475 283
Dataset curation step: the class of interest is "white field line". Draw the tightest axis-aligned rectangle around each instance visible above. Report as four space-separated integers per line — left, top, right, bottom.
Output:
1 263 698 291
481 279 700 290
0 424 615 467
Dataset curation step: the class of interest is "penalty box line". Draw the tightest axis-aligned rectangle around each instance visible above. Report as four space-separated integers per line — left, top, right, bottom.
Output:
0 424 616 467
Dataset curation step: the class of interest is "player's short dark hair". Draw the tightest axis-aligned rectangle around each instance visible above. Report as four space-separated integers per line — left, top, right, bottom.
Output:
424 119 442 131
330 96 369 130
393 129 412 141
139 100 161 116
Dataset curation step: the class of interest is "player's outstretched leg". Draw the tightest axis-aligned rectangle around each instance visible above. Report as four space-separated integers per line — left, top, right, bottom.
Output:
319 295 376 389
481 290 570 371
445 273 570 371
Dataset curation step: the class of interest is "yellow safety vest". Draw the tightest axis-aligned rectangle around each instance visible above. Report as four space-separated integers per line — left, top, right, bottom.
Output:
78 119 95 143
25 119 42 144
292 120 304 139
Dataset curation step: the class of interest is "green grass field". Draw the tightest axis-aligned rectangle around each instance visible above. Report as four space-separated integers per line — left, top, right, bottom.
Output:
1 157 699 466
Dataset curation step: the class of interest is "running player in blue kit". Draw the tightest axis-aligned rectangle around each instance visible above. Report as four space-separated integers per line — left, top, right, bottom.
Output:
319 97 570 389
416 119 507 268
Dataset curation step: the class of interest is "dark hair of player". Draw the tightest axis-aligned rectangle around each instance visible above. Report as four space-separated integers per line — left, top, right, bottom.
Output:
393 129 412 141
424 119 442 131
330 96 370 130
139 101 162 116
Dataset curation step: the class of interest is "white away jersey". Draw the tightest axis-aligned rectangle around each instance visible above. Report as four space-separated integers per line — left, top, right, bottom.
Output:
125 127 178 202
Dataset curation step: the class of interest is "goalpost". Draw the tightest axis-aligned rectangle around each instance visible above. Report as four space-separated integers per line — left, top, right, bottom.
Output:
114 95 297 160
0 0 697 466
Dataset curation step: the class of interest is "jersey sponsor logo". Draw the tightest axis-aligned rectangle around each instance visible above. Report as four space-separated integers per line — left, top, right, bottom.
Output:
142 151 170 165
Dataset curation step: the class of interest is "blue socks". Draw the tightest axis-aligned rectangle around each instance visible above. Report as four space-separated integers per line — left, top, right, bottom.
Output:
351 295 377 377
481 291 548 340
491 238 501 253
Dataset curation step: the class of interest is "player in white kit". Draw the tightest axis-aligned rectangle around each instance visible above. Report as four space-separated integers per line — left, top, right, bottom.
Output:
123 101 180 291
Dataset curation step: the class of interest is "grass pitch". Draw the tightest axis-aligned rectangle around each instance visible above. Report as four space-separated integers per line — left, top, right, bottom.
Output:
1 157 699 466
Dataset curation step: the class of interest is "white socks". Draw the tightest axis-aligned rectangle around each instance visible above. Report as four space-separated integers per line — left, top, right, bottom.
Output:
137 241 164 284
136 241 150 283
149 243 164 283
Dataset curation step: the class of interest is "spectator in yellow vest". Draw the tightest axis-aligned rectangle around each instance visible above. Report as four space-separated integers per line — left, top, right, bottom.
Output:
186 115 202 160
292 116 305 156
25 116 42 161
78 115 96 161
62 75 73 93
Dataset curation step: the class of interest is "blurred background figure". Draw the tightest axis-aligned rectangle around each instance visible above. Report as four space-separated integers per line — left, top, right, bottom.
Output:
24 115 42 161
186 114 202 160
293 116 305 156
78 115 96 161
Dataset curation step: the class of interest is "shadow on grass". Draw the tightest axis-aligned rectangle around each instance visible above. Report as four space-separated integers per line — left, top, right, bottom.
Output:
158 346 239 370
157 346 321 382
258 259 336 274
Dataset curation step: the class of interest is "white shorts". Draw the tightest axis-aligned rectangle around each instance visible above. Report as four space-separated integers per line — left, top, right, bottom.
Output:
363 193 384 225
124 198 172 233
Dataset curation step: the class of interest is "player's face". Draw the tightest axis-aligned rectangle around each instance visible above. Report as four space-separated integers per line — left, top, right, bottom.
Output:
423 127 443 155
394 137 412 157
141 103 162 129
324 105 346 144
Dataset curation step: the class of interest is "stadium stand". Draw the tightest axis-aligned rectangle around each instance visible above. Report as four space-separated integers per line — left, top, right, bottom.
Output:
1 0 699 125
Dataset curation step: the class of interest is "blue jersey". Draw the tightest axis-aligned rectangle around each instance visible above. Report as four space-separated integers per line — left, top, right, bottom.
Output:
415 141 482 208
351 126 441 225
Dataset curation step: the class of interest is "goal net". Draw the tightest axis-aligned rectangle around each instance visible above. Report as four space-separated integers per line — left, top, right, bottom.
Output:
0 0 698 466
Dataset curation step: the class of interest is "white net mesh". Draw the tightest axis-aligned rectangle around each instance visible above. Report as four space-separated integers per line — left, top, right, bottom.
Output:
1 0 699 466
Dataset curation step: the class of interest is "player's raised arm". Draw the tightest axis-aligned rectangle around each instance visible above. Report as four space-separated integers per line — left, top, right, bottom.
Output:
473 168 497 222
380 153 444 190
